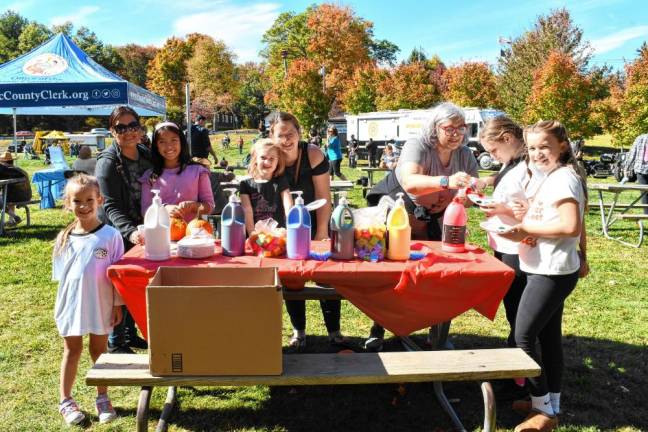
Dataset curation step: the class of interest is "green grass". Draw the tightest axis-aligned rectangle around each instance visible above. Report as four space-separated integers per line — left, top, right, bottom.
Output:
1 136 647 431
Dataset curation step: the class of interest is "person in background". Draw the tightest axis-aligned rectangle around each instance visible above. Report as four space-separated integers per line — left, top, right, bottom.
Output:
72 145 97 176
222 132 231 150
53 174 123 426
269 111 348 349
219 157 229 170
140 122 214 223
0 151 31 227
258 120 269 139
365 102 486 352
348 134 359 168
327 126 347 181
140 127 152 150
501 120 589 432
366 137 378 167
238 135 244 155
380 144 399 170
189 115 217 164
96 105 151 354
240 139 292 234
309 127 323 147
623 133 648 214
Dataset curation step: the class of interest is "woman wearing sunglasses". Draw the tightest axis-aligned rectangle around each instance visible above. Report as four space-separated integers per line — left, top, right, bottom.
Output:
95 106 153 354
365 102 486 351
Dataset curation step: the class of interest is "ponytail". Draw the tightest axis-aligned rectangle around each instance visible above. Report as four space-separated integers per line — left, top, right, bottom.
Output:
54 220 77 256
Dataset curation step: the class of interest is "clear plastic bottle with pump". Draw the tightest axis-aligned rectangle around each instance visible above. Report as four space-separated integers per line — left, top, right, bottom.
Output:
143 189 171 260
286 191 311 259
387 192 411 260
221 188 246 256
442 188 467 253
330 192 355 260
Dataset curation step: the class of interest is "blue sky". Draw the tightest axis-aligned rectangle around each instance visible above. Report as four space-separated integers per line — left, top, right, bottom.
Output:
5 0 648 69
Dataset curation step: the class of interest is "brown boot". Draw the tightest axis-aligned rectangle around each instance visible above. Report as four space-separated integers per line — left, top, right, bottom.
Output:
514 411 558 432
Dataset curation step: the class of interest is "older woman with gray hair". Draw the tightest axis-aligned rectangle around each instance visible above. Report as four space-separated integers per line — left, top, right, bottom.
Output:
365 102 486 351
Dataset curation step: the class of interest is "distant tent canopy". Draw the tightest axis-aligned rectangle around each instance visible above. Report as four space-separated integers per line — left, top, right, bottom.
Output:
0 33 166 117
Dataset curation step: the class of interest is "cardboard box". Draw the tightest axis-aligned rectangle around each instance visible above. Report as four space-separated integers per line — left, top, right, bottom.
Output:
147 266 283 376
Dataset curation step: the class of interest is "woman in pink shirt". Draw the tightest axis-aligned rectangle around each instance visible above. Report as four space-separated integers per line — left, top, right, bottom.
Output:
140 122 214 221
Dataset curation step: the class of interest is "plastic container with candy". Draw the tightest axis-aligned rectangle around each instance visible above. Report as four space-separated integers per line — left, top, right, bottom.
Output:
352 196 393 262
247 218 287 257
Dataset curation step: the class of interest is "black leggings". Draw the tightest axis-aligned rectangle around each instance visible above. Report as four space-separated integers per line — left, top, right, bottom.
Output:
329 159 344 179
285 299 341 333
515 271 579 396
494 252 527 348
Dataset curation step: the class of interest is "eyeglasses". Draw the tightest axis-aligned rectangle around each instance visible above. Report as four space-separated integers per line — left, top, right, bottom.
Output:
113 121 141 135
439 125 467 136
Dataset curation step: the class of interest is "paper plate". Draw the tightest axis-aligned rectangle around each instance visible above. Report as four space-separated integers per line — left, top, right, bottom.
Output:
479 215 518 234
468 193 496 206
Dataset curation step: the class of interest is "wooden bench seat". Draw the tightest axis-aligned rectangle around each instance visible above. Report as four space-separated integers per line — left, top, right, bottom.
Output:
87 349 539 432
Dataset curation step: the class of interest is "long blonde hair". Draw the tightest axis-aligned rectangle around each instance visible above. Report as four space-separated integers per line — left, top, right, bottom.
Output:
248 138 286 179
54 174 102 256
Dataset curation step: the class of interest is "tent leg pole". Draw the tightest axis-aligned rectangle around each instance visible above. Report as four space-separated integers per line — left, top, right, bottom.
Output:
13 108 18 159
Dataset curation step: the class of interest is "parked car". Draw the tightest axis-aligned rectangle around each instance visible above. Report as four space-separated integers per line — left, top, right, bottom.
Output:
87 128 111 137
466 141 501 171
584 152 616 179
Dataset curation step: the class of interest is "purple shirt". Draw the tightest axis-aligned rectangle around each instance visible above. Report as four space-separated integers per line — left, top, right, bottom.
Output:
139 164 215 222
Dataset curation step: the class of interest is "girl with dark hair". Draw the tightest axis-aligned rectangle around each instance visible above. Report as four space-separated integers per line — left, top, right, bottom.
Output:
269 111 349 349
500 120 589 432
96 105 152 354
140 122 214 222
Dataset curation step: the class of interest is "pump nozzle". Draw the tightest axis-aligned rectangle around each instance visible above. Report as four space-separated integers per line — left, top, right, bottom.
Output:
151 189 162 205
338 191 348 206
290 191 304 205
224 188 239 203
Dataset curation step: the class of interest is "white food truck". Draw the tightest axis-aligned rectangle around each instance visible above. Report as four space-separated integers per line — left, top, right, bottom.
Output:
345 107 505 170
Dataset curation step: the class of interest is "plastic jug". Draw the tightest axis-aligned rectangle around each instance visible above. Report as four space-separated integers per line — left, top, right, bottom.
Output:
143 189 171 261
330 192 355 260
442 189 467 253
286 191 311 259
220 188 246 257
386 192 411 260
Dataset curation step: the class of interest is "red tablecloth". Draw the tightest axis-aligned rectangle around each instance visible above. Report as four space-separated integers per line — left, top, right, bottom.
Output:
108 241 514 339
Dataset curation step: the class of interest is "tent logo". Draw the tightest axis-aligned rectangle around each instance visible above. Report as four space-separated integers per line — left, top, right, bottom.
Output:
23 54 68 77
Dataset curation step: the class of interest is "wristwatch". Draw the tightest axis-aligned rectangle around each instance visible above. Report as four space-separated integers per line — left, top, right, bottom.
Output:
440 176 449 189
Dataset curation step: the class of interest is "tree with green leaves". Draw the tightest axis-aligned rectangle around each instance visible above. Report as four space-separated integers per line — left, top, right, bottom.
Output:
524 51 596 139
497 8 592 121
376 62 444 110
265 59 332 132
444 62 500 108
341 65 384 113
147 37 193 109
186 36 238 115
17 22 52 54
235 63 270 127
0 10 28 62
72 26 123 72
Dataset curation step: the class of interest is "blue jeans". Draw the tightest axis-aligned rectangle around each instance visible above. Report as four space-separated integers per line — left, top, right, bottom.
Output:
108 307 137 346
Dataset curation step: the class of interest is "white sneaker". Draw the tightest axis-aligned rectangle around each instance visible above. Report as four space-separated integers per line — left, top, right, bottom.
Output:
95 394 117 424
59 398 85 426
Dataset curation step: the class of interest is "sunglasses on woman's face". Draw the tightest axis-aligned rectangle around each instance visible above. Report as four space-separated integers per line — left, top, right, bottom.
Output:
113 121 141 135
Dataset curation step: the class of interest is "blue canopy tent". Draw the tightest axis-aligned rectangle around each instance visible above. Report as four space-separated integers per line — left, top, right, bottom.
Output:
0 33 166 142
0 33 166 208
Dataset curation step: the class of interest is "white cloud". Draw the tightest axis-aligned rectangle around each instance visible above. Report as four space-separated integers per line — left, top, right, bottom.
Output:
591 26 648 54
172 2 280 62
50 6 100 26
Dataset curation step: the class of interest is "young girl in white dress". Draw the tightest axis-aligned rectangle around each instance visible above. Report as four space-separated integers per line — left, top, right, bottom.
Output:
53 174 124 426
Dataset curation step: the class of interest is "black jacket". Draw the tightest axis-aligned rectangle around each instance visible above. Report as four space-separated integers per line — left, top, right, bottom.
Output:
96 143 151 249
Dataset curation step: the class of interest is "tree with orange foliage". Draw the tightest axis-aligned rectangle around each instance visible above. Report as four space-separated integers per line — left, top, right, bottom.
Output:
265 59 332 131
341 65 385 114
524 51 596 138
146 37 193 108
444 62 500 108
375 62 444 111
307 4 373 96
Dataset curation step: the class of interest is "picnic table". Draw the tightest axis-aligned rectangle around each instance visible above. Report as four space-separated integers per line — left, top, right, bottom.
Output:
106 240 515 431
32 168 67 209
589 182 648 247
357 167 390 196
0 178 22 235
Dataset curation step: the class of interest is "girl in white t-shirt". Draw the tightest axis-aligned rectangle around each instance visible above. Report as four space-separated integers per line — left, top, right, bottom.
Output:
478 117 542 350
502 120 589 432
52 174 124 426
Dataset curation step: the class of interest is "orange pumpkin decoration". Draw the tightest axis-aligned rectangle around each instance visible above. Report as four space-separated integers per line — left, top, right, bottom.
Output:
186 209 213 236
170 217 187 241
